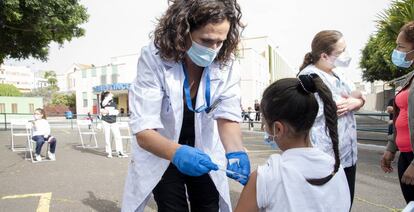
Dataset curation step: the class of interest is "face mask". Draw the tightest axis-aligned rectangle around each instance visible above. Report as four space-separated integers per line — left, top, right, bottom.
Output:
34 114 42 120
187 40 222 67
392 49 414 68
264 125 279 149
328 52 351 68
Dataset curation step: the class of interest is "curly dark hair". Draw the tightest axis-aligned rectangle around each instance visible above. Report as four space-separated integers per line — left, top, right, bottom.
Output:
153 0 243 65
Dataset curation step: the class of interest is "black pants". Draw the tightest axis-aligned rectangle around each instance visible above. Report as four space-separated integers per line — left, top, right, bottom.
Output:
344 165 356 206
153 163 219 212
398 152 414 203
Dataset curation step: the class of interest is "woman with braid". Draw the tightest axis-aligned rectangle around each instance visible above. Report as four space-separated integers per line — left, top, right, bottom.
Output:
298 30 365 205
234 75 350 212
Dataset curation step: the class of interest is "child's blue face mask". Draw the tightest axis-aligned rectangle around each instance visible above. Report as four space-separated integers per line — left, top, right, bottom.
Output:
264 126 279 149
392 49 414 68
186 39 222 67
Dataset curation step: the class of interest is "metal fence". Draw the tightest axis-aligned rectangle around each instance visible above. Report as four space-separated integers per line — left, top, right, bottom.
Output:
1 112 390 142
0 113 130 131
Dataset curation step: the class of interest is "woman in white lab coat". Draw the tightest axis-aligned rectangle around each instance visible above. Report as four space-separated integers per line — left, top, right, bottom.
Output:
122 1 249 211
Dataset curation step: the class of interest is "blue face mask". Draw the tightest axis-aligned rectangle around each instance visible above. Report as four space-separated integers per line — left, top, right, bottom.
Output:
392 49 414 68
187 40 222 67
264 130 279 149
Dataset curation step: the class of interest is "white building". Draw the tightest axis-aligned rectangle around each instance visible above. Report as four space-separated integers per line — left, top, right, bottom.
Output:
70 37 293 115
68 56 137 115
0 65 34 93
238 36 295 109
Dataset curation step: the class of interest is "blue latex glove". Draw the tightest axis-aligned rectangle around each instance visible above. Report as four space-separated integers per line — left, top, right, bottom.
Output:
226 151 251 185
172 145 219 176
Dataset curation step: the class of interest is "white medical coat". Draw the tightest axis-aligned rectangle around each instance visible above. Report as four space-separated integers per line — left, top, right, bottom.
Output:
121 42 242 212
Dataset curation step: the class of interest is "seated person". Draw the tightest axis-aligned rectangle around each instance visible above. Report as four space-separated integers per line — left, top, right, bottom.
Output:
31 108 57 161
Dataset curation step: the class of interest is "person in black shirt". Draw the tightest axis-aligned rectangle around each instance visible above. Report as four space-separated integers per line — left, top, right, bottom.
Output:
100 91 127 158
254 99 260 121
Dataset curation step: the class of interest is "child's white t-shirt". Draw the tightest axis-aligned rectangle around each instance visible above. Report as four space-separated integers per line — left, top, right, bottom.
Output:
256 147 350 212
32 119 51 137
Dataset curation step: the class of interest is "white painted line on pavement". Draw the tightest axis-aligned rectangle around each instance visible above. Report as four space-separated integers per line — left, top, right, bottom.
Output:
357 143 386 151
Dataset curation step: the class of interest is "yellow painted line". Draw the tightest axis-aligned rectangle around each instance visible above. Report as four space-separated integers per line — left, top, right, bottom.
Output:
2 192 52 212
355 196 402 212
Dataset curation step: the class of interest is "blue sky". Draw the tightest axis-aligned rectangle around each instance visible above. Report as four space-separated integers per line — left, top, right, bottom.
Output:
6 0 390 82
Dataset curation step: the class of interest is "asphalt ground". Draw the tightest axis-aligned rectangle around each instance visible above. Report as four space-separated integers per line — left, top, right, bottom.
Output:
0 116 407 212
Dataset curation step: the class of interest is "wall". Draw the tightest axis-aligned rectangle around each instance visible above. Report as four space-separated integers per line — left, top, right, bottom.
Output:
0 96 43 113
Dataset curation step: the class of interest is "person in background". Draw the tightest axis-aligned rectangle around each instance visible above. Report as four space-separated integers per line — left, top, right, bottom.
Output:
87 112 93 129
298 30 365 205
100 91 128 158
386 86 402 137
235 75 350 212
381 21 414 203
247 106 254 128
31 108 57 161
122 1 249 211
254 99 260 121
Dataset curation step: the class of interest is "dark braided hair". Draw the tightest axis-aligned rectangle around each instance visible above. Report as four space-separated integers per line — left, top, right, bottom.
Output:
261 74 340 186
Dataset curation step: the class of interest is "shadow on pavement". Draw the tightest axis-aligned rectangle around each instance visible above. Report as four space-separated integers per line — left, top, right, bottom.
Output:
71 144 107 157
82 191 121 212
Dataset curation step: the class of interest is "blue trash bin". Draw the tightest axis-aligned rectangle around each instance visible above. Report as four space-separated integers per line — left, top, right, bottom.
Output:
65 111 73 119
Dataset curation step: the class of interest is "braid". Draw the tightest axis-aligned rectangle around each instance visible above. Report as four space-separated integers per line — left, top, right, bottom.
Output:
313 76 340 173
301 74 340 186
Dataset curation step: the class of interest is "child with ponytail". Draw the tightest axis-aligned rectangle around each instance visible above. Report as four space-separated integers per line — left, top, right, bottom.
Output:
234 75 350 212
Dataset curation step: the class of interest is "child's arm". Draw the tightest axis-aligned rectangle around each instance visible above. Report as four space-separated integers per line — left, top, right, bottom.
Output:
234 171 259 212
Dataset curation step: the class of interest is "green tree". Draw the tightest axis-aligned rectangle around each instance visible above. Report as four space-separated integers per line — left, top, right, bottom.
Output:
0 0 89 64
360 0 414 82
0 84 22 96
43 70 59 91
51 93 75 108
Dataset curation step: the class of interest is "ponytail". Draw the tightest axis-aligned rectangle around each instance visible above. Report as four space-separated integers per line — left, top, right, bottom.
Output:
299 74 340 186
313 76 340 174
299 52 314 72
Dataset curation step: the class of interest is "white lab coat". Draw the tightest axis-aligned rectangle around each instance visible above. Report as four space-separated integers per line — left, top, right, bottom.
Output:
122 42 242 212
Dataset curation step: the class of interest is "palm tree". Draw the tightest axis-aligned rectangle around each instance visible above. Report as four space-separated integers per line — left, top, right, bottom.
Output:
361 0 414 82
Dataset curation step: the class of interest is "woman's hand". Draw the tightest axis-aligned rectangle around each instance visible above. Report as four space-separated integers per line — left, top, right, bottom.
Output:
380 151 395 173
402 164 414 185
336 97 364 117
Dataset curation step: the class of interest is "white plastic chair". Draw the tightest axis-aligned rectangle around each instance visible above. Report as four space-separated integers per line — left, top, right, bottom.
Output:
117 121 133 154
10 119 31 152
24 123 52 163
77 119 98 148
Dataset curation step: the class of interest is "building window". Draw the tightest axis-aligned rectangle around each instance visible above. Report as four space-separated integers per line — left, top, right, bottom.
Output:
112 74 118 83
100 67 107 85
82 70 87 78
83 92 88 107
111 65 118 83
91 68 96 77
29 104 34 113
11 103 18 113
0 103 5 113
